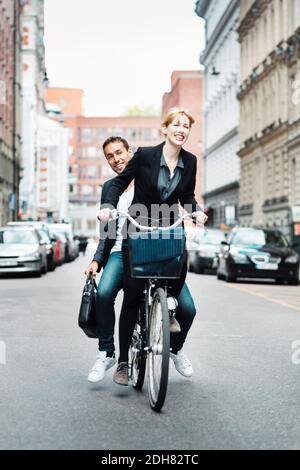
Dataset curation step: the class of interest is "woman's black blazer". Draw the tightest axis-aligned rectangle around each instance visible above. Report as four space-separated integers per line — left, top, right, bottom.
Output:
101 142 201 218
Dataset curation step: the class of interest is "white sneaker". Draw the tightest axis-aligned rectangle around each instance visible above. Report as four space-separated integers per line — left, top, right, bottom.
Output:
88 351 116 383
170 350 193 377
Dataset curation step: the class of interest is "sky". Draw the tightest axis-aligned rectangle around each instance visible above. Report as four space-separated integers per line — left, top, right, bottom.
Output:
44 0 205 116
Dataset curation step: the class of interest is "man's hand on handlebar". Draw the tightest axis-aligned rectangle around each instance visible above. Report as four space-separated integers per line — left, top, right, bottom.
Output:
97 208 112 222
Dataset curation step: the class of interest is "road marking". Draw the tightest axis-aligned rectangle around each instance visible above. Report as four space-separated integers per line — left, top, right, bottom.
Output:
212 334 243 338
226 284 300 313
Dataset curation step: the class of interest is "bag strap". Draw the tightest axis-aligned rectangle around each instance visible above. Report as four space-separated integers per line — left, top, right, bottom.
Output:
86 273 97 290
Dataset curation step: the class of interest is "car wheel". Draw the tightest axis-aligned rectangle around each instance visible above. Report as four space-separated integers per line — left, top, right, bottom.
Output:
288 278 299 286
187 258 194 273
43 260 48 275
217 271 224 280
195 266 204 274
33 269 42 278
48 258 56 271
225 271 235 283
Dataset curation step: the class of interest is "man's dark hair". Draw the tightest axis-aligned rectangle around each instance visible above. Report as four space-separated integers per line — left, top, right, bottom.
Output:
102 136 130 153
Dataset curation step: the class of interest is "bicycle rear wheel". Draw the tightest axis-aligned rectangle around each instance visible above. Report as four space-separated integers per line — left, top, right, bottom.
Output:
148 287 170 412
129 318 146 390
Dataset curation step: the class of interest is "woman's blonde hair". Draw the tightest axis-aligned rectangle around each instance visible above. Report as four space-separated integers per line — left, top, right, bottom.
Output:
161 108 195 128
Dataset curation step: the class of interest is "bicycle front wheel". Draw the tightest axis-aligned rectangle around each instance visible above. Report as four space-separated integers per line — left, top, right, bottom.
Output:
148 287 170 412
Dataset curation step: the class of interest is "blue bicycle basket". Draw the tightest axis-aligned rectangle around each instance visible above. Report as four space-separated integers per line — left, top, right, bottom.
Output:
128 227 186 279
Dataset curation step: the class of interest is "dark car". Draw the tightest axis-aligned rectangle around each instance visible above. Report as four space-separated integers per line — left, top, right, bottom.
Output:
217 227 299 284
188 228 226 274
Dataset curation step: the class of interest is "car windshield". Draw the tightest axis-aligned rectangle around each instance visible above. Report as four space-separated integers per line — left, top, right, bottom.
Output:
51 231 67 242
0 230 38 244
38 229 50 243
199 231 226 245
232 230 288 247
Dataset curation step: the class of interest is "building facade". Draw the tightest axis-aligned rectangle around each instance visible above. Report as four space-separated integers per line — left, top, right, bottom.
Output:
195 0 240 227
66 115 162 236
0 0 22 225
237 0 300 239
162 70 203 203
19 0 47 220
36 115 69 221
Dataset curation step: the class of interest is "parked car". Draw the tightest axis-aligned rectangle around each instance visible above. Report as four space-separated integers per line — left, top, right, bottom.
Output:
74 234 88 255
217 227 299 284
47 229 67 265
7 221 57 271
188 228 226 273
47 223 78 262
0 226 48 277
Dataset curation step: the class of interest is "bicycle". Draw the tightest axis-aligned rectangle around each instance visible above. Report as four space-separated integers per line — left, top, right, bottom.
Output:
109 209 203 412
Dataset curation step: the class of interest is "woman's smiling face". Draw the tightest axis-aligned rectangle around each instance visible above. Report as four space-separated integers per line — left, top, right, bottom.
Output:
162 113 191 147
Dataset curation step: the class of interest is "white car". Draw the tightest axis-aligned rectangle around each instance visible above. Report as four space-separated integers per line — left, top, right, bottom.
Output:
0 226 48 277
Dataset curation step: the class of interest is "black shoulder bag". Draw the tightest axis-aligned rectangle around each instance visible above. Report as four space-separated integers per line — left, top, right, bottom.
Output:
78 274 98 338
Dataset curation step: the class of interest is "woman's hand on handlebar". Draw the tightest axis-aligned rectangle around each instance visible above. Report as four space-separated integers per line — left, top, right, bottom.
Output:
194 211 208 226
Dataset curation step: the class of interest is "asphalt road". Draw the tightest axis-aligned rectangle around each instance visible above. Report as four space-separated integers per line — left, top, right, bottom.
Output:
1 247 300 450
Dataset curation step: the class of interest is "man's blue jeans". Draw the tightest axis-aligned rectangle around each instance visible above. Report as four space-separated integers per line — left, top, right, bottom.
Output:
95 251 196 353
96 252 123 353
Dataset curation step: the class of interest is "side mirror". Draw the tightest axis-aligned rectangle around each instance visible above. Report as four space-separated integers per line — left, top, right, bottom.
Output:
221 241 229 246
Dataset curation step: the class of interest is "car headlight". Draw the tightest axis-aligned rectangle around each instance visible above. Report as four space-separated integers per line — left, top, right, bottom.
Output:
231 253 248 263
18 252 40 261
198 250 206 257
285 255 299 263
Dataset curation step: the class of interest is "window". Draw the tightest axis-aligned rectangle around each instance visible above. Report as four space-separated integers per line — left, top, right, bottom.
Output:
86 166 97 178
127 128 137 140
87 219 96 230
73 219 82 231
98 128 107 140
81 184 93 195
87 146 98 158
143 128 152 141
80 128 92 143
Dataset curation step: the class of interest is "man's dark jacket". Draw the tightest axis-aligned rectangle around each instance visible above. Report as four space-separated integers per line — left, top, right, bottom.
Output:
92 177 117 271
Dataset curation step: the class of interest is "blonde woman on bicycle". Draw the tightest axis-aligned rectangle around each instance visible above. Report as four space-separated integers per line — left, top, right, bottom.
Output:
98 109 207 385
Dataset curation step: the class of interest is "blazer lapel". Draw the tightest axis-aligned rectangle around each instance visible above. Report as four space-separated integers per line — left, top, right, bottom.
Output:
163 148 190 201
152 142 165 200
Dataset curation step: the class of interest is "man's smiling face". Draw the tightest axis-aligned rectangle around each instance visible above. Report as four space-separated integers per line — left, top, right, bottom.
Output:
104 141 132 174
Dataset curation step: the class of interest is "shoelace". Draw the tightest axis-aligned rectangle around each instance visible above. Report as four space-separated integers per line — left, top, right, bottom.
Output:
117 363 128 374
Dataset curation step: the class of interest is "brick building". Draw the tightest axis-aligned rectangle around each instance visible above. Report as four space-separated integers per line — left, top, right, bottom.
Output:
162 70 203 204
45 87 162 235
0 0 22 225
46 87 84 118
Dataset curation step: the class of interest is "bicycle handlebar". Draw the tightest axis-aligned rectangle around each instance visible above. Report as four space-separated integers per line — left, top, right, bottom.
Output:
109 209 205 231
